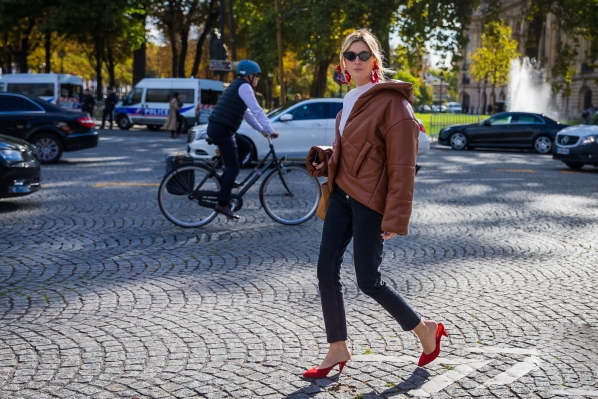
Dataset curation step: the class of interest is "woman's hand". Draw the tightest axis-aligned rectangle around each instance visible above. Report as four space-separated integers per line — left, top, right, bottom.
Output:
381 232 397 240
312 162 326 170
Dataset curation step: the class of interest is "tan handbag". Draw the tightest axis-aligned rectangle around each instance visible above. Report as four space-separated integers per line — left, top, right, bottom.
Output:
317 181 331 220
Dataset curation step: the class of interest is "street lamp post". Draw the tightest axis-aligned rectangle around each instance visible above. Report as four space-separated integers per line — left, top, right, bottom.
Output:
439 72 444 111
58 50 66 74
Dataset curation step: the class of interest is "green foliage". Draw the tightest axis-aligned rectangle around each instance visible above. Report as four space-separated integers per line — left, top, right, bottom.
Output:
551 42 577 99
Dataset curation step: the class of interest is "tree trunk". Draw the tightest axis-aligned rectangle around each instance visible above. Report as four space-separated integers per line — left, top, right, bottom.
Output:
14 37 29 73
94 39 104 100
45 33 52 73
178 29 189 78
168 25 178 77
311 57 333 98
106 45 116 89
133 41 146 85
191 5 219 77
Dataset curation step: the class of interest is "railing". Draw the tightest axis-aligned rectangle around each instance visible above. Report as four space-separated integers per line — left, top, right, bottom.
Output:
428 113 488 139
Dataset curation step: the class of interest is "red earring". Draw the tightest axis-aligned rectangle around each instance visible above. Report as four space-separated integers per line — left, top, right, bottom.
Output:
370 62 380 84
336 65 351 86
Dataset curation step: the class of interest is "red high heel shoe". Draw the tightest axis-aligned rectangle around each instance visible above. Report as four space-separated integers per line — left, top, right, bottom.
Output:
302 361 347 379
417 323 448 367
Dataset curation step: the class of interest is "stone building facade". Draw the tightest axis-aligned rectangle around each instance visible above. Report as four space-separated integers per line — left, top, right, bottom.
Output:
459 0 597 117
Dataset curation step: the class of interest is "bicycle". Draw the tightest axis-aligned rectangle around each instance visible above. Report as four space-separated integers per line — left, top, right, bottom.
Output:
158 136 321 227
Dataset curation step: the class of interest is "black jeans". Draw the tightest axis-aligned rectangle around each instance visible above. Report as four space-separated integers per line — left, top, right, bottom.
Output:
206 122 252 203
317 185 421 343
102 108 113 128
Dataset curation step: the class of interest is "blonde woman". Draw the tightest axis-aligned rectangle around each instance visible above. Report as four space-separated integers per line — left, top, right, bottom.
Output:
304 29 447 379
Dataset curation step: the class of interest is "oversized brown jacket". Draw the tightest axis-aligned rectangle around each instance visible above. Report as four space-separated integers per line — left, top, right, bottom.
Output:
307 81 419 236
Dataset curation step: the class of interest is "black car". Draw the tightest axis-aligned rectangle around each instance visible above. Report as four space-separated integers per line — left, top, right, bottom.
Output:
0 92 98 163
438 112 567 154
0 134 41 198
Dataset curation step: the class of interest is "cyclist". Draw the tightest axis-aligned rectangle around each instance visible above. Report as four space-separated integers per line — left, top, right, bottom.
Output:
206 60 279 219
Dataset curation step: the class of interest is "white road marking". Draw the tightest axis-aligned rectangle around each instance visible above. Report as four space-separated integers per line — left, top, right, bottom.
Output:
484 356 540 386
551 389 598 396
466 346 537 355
351 354 484 366
417 178 525 182
409 361 492 397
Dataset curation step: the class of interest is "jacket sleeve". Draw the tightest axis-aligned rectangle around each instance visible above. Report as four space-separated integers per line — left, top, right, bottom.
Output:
306 146 332 177
382 119 419 235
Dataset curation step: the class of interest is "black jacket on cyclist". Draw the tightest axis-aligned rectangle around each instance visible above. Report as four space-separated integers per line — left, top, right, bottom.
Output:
208 78 248 132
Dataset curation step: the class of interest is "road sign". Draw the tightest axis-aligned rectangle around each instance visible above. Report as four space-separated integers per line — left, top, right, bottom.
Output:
210 60 232 71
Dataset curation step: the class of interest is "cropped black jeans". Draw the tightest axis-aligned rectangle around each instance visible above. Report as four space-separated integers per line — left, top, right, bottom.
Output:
317 185 421 343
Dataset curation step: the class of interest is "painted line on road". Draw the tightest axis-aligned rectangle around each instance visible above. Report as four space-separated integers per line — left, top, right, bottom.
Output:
494 169 537 173
483 356 540 386
351 354 484 366
93 182 160 188
551 389 598 396
417 178 525 182
466 346 537 355
409 360 492 397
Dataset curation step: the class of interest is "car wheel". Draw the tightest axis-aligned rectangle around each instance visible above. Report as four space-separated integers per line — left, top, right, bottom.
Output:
240 139 256 168
534 135 552 154
564 161 584 170
117 114 131 130
449 132 468 150
32 133 63 164
147 124 161 131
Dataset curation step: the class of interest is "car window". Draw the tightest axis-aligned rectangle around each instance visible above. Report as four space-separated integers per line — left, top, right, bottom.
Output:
289 103 325 121
0 95 44 113
129 88 143 104
6 83 54 97
201 89 221 105
327 102 343 119
146 89 171 103
511 115 542 124
489 114 512 125
172 89 194 104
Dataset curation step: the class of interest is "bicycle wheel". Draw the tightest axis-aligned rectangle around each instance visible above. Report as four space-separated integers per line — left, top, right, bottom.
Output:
158 164 220 227
259 164 321 225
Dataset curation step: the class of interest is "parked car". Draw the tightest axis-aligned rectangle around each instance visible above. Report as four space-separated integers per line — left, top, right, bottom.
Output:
432 104 447 113
187 98 430 167
114 78 224 131
446 102 462 113
0 134 41 198
0 92 98 163
553 121 598 169
437 112 567 154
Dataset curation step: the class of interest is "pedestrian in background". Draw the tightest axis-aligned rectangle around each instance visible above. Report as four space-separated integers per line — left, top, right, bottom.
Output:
101 87 118 129
162 92 182 139
81 89 96 117
304 29 448 380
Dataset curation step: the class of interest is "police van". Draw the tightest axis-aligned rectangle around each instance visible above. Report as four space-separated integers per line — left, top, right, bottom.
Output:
114 78 224 132
0 73 83 111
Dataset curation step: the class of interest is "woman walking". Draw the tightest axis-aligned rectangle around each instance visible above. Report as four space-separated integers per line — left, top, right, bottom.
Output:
162 92 182 138
304 29 447 379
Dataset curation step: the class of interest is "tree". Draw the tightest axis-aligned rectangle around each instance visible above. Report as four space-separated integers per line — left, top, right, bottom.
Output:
551 42 577 113
470 20 520 109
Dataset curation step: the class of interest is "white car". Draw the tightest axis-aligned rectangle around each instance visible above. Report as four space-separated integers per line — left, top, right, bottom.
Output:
553 122 598 169
446 102 462 113
186 98 430 166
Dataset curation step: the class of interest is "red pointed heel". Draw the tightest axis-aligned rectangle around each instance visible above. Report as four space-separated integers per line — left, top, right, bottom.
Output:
417 323 448 367
302 360 347 379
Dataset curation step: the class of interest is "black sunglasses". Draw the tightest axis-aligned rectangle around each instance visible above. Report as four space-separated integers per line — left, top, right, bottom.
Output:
343 51 373 62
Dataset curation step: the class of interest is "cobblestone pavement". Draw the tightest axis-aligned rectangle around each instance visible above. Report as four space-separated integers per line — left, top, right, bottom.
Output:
1 128 598 399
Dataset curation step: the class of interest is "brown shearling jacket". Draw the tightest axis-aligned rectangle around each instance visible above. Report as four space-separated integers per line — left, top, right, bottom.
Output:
307 81 419 235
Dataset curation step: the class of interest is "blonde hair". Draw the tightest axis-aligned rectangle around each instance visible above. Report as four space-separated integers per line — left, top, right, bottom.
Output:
339 29 394 82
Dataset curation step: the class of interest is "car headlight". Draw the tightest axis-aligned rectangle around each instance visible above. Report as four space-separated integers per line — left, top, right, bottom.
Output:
0 149 37 167
197 132 207 140
580 135 596 145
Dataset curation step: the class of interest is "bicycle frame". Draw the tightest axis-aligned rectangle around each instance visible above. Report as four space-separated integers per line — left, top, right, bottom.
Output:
192 136 294 199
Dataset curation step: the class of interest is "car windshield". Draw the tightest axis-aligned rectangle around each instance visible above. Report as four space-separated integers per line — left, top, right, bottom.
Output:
267 100 301 119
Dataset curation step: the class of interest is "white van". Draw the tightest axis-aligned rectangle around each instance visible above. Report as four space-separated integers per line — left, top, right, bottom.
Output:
0 73 83 111
114 78 224 131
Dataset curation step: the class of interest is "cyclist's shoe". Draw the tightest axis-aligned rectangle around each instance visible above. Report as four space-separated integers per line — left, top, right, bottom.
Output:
415 164 421 175
233 181 241 188
214 204 240 220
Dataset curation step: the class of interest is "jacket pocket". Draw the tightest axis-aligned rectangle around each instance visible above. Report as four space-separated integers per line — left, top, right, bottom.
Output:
350 141 373 177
